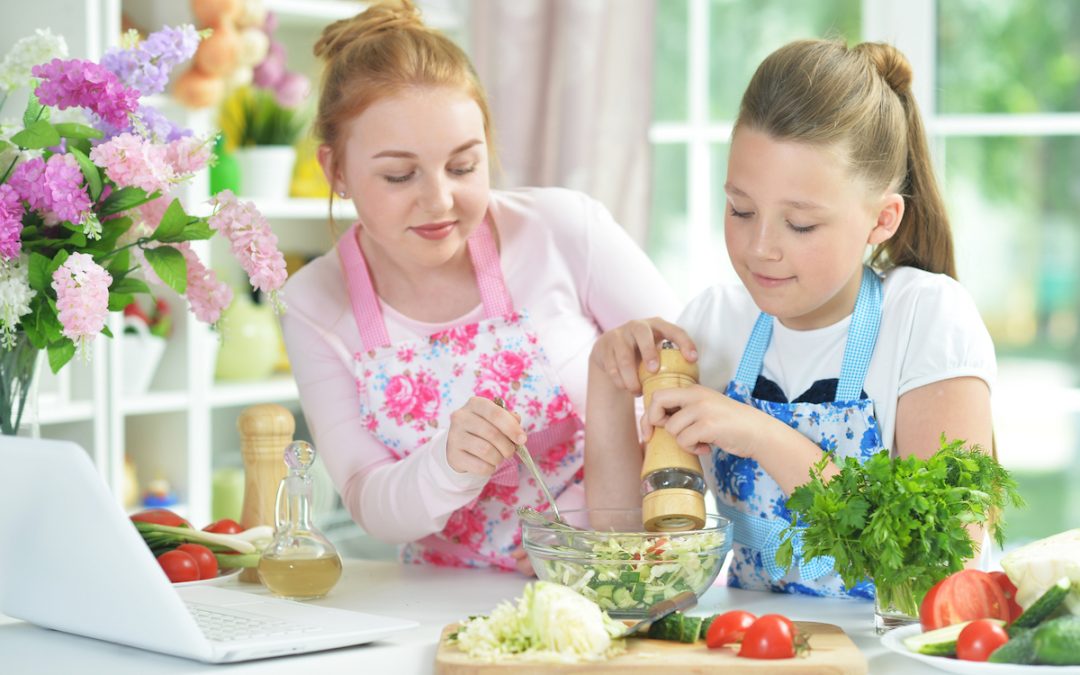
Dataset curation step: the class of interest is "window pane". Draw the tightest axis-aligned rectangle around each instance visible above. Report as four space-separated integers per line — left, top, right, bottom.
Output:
708 0 861 121
647 143 690 297
654 0 690 122
938 0 1080 113
942 135 1080 540
708 142 738 288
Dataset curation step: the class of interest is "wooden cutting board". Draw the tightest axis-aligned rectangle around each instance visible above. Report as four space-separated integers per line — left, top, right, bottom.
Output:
435 620 867 674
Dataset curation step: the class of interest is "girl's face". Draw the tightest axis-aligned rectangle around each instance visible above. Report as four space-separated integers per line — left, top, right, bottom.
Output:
321 86 490 274
723 128 903 330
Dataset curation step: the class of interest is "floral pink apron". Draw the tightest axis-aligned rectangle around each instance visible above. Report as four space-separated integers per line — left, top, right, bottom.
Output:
339 219 584 570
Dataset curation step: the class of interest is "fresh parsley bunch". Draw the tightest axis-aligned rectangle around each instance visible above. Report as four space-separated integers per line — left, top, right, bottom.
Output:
777 436 1024 617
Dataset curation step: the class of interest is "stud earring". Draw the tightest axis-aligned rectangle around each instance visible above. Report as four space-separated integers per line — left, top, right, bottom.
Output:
338 191 347 199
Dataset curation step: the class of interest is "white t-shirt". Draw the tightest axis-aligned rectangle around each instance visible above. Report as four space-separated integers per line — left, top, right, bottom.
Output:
677 266 997 454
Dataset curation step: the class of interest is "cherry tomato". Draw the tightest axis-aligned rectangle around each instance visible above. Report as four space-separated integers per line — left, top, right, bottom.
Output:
202 518 243 534
131 509 190 528
920 569 1010 631
956 619 1009 662
738 614 796 659
988 571 1023 623
705 610 757 649
157 549 200 583
176 543 219 580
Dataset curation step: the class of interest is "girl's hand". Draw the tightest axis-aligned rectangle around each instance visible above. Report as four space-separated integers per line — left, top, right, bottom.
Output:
446 397 527 475
590 317 697 395
510 545 535 576
642 384 766 458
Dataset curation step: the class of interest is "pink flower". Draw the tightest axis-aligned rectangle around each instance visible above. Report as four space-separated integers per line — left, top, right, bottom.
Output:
382 371 441 424
0 185 24 260
208 191 288 303
396 345 415 363
51 252 112 353
137 195 171 230
42 154 91 225
485 350 528 383
89 132 174 194
546 393 574 423
442 505 487 548
473 375 507 401
9 157 48 211
32 58 139 128
164 135 212 177
273 71 308 108
433 324 478 355
178 244 233 324
539 441 573 473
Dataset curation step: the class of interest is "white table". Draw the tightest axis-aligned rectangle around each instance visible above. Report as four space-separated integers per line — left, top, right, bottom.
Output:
0 559 917 673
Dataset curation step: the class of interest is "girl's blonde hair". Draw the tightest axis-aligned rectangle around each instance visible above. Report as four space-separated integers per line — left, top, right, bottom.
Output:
734 39 956 279
313 0 495 191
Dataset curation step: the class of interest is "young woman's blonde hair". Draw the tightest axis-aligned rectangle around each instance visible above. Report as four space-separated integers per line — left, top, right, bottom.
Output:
734 39 956 279
313 0 495 228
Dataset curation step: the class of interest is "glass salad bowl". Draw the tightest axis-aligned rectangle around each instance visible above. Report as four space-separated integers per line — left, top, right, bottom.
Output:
521 508 733 619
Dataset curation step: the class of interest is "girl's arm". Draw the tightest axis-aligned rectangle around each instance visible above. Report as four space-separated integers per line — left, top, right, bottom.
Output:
584 351 644 511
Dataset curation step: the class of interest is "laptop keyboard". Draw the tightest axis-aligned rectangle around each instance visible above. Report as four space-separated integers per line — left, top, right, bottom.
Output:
186 601 322 642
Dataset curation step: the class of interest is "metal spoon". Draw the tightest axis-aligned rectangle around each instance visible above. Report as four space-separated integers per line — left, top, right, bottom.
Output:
492 396 562 523
619 590 698 638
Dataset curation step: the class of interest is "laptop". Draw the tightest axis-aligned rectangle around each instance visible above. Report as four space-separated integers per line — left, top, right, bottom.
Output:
0 436 418 663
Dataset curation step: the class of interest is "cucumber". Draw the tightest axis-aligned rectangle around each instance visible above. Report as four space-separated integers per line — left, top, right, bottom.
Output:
1011 576 1071 633
614 587 635 609
902 619 1007 657
647 613 681 641
699 614 719 640
679 616 703 643
595 584 615 601
1032 616 1080 665
988 628 1035 665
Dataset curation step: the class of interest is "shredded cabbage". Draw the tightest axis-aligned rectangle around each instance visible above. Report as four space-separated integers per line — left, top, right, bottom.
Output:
450 581 626 663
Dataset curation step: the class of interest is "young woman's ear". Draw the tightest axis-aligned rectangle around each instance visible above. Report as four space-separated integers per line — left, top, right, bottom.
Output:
867 192 905 245
317 144 345 197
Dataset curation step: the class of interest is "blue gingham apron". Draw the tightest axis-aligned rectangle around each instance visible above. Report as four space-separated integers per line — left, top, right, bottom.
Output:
707 266 883 599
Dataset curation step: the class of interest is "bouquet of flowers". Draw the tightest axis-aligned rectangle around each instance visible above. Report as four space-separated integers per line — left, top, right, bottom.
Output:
0 25 287 434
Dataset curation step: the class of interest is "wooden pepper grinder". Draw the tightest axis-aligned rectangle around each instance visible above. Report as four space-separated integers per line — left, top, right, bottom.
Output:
639 340 706 532
238 403 295 583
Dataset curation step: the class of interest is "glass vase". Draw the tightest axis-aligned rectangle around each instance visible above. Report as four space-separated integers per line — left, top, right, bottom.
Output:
0 331 41 437
874 579 921 635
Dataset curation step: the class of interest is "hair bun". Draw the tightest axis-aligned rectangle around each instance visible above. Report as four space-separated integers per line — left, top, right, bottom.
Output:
855 42 913 95
314 0 424 62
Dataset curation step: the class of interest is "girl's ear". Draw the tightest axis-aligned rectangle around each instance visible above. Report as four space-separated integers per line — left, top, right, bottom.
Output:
317 144 343 195
867 192 904 246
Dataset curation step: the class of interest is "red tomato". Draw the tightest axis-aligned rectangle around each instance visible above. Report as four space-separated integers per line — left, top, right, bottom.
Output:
988 571 1023 623
705 610 757 649
202 518 243 534
131 509 190 528
920 569 1010 631
956 619 1009 662
176 543 219 580
738 614 796 659
158 550 200 583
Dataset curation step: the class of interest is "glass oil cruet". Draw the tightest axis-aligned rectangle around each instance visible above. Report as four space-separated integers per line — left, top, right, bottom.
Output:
257 441 342 600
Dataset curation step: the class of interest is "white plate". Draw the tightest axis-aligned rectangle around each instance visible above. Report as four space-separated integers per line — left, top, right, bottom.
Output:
881 624 1080 674
172 567 242 588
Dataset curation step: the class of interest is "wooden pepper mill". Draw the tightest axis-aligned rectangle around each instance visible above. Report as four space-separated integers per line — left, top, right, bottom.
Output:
639 340 706 532
238 403 295 582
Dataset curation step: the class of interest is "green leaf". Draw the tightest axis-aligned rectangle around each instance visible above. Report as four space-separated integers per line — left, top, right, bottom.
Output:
99 186 155 217
22 91 48 128
143 246 187 295
68 146 103 201
151 198 190 242
47 339 76 374
107 293 134 311
166 218 215 242
28 252 52 293
101 325 113 339
110 277 151 295
54 122 104 141
107 249 131 277
47 249 70 277
11 119 61 149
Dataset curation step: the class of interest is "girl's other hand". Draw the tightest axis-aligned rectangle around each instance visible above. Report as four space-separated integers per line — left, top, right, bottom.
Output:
446 397 527 475
510 545 535 576
642 384 764 458
590 317 697 395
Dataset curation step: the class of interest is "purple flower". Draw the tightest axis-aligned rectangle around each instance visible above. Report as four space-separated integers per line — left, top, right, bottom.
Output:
0 185 24 260
43 154 90 225
32 58 139 128
102 25 199 96
273 72 309 109
9 157 48 211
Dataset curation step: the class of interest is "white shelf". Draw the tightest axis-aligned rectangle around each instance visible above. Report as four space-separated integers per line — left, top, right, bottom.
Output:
121 390 191 416
252 197 357 221
209 376 299 408
38 401 95 425
265 0 368 26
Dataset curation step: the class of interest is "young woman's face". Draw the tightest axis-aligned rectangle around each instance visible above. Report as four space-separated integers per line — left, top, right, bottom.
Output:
723 128 900 330
325 86 490 272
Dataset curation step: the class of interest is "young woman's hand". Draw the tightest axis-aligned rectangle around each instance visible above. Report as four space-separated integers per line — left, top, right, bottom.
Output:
446 397 527 475
509 546 535 576
642 384 768 458
590 317 697 395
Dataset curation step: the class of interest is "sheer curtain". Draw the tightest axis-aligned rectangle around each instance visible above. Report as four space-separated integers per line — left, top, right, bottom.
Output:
469 0 657 245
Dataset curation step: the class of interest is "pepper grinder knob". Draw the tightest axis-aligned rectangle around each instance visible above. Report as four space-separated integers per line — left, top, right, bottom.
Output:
638 341 706 532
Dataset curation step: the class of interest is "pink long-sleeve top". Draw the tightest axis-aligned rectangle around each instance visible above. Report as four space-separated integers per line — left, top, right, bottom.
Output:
280 187 678 545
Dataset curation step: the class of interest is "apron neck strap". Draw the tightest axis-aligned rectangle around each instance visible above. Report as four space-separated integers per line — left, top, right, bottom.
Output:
340 218 513 352
732 266 883 402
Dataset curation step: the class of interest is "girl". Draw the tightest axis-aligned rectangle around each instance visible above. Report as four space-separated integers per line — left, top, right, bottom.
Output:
586 39 996 598
280 0 678 573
